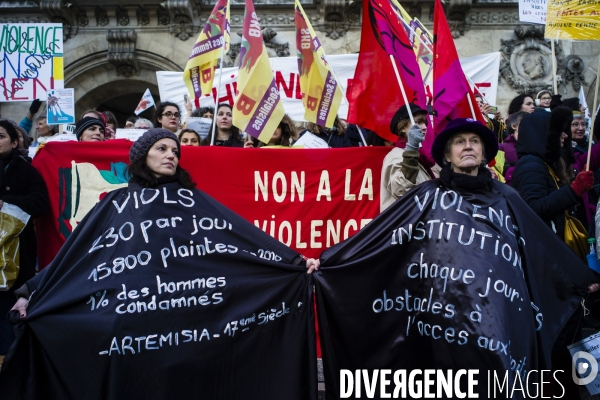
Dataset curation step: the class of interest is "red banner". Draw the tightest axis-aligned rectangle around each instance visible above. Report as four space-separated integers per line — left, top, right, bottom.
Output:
33 140 389 268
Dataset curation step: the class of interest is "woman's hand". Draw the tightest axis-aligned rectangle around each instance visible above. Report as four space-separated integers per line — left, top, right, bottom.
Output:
306 258 320 274
244 140 254 148
11 297 29 318
589 283 600 293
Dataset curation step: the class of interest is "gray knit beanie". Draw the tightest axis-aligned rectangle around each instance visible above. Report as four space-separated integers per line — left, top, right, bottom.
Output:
129 128 181 163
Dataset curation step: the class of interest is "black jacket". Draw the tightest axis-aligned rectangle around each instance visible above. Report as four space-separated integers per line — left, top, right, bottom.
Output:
512 108 577 240
0 151 49 293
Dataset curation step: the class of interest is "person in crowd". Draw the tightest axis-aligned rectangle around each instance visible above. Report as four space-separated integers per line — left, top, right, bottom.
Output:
125 116 138 129
153 101 181 134
507 94 535 115
474 93 505 141
31 116 58 147
102 111 118 140
512 107 593 243
299 117 351 148
82 109 105 122
498 111 527 185
247 114 295 148
17 99 43 134
134 118 154 130
0 120 49 359
75 117 105 142
191 107 215 120
535 90 552 110
571 113 588 155
380 104 432 211
179 129 202 146
202 104 244 147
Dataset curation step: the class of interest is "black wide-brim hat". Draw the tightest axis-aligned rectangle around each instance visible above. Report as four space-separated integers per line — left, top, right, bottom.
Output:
431 118 498 166
389 104 428 135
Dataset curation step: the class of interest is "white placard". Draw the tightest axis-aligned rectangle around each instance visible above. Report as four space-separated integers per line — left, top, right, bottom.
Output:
518 0 547 24
47 88 75 124
46 133 77 142
292 132 329 148
0 23 64 102
186 117 212 139
568 331 600 395
115 128 144 141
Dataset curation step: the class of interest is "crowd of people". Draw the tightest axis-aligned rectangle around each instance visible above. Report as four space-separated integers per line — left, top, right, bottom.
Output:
1 89 600 398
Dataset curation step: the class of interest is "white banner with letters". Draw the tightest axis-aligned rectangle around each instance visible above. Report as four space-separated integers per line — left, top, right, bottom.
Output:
518 0 547 24
157 52 500 123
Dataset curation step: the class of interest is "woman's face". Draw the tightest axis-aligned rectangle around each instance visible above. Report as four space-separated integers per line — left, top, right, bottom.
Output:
216 106 232 131
521 97 535 113
571 118 586 141
146 138 179 178
269 127 282 144
180 132 200 146
125 120 135 129
0 127 17 157
445 133 483 176
512 120 522 140
539 93 552 108
36 118 50 137
560 132 568 147
202 111 214 120
159 106 180 132
80 125 105 142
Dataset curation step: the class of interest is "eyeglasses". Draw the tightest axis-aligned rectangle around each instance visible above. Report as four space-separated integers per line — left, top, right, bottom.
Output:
572 122 587 128
540 96 552 101
162 111 180 119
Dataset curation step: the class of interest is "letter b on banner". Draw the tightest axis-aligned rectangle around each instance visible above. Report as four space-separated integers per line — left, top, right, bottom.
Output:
306 96 318 111
201 68 213 84
236 94 257 115
572 351 599 385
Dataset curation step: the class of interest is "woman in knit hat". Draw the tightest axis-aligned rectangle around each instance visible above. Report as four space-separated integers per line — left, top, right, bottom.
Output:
74 117 105 142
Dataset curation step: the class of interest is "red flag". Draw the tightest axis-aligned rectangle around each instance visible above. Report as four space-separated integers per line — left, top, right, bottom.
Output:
430 0 484 135
347 0 427 142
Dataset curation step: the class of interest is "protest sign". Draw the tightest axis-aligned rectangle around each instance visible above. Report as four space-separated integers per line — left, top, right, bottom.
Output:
32 143 388 267
115 128 144 141
315 180 595 397
545 0 600 40
0 181 316 399
0 23 64 102
157 53 501 124
569 332 600 395
46 88 75 124
519 0 547 24
186 117 212 139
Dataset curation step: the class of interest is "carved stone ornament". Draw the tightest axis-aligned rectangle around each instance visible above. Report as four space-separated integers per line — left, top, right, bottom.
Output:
95 6 110 27
39 0 77 41
320 0 361 40
116 6 130 27
557 55 587 92
137 6 150 26
157 5 171 26
166 0 197 40
446 0 472 38
500 25 558 94
225 27 289 67
106 29 139 78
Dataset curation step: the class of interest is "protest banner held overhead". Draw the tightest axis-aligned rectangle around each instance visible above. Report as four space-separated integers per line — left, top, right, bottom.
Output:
519 0 548 24
156 53 501 127
0 23 64 102
545 0 600 39
46 88 75 125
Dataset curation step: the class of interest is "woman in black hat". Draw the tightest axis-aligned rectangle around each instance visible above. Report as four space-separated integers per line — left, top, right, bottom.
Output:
380 104 433 211
75 117 106 142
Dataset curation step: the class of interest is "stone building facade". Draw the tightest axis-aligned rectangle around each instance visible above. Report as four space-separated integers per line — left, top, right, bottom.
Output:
1 0 599 130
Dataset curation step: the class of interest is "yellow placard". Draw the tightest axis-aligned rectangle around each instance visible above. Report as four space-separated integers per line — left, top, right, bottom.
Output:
545 0 600 40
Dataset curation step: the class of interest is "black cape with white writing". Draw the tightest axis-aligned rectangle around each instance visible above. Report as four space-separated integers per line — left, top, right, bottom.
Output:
0 182 316 400
315 180 596 399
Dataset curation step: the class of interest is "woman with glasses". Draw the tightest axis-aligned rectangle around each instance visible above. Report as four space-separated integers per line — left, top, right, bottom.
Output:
153 101 181 134
202 103 245 147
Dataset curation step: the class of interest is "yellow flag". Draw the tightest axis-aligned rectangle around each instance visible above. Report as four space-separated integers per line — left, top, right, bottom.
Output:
183 0 230 101
233 0 285 143
294 0 343 128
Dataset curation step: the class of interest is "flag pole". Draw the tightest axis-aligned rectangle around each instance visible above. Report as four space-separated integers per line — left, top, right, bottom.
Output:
586 54 600 170
211 42 227 146
356 126 368 146
389 55 416 126
551 38 558 95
